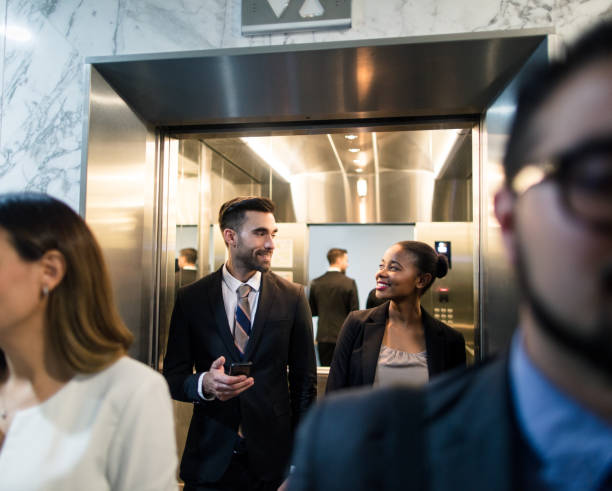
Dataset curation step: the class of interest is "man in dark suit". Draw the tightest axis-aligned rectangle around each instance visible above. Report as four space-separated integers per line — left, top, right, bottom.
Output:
309 248 359 365
288 21 612 491
164 196 317 490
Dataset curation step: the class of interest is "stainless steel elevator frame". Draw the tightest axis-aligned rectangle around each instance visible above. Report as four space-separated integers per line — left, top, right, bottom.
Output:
81 29 556 366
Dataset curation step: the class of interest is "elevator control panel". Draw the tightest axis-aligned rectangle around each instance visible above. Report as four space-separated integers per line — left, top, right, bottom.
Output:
433 305 454 323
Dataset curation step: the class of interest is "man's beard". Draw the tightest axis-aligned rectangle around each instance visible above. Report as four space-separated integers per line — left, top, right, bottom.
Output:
515 240 612 380
235 245 271 273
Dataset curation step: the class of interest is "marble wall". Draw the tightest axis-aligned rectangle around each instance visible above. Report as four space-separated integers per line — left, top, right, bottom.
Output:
0 0 611 211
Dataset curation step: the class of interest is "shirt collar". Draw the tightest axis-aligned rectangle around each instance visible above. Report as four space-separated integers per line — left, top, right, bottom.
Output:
510 331 612 490
222 263 261 293
328 266 342 273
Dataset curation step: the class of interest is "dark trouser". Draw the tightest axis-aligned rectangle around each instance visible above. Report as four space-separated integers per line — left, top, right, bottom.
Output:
184 439 282 491
318 342 336 366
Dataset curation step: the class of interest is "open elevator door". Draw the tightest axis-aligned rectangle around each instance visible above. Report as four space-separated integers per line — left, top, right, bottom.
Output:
82 29 555 367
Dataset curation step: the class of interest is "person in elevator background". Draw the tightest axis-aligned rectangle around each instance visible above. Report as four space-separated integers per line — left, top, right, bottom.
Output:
288 20 612 491
326 241 465 393
0 193 177 491
163 196 317 490
309 248 359 366
176 247 198 290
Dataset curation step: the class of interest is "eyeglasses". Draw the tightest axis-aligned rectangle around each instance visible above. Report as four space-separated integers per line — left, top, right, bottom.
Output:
511 136 612 232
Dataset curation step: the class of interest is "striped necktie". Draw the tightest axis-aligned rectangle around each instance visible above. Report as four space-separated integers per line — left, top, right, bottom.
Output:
234 284 252 357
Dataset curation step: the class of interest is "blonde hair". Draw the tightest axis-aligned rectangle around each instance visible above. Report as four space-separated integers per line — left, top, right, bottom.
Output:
0 193 132 374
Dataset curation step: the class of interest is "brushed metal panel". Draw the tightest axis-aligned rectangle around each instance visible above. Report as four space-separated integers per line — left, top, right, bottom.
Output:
416 223 475 363
83 67 156 364
378 170 434 222
432 179 472 222
89 31 549 126
479 39 551 356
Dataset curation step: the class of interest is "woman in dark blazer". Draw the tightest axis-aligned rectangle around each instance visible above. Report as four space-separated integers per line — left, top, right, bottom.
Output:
326 241 466 393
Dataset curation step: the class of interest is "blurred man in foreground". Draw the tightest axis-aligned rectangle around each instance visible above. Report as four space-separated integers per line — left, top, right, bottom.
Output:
289 21 612 491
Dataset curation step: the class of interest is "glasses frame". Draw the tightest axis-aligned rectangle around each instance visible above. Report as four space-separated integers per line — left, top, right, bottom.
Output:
510 135 612 232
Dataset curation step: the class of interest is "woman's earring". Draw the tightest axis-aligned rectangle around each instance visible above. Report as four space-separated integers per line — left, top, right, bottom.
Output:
42 285 49 297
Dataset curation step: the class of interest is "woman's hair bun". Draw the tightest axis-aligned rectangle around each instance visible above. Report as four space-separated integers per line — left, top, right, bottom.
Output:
435 254 449 278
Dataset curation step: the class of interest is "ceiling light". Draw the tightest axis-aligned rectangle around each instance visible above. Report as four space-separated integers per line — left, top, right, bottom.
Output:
348 148 360 153
345 135 357 140
357 178 367 197
355 168 363 173
240 137 291 181
353 159 366 167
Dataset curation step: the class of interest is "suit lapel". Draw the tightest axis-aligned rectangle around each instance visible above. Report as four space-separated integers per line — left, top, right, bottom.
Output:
208 267 242 362
423 308 445 376
243 272 276 360
362 303 389 385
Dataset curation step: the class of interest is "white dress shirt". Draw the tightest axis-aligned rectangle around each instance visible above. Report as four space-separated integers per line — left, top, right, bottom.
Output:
197 264 262 399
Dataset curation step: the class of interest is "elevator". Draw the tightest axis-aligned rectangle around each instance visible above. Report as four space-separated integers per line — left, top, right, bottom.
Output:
81 28 556 369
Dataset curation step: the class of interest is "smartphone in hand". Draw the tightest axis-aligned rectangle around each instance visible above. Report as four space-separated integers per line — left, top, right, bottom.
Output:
229 361 253 377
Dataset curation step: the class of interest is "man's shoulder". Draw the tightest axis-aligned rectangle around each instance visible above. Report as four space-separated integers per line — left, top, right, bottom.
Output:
312 271 355 288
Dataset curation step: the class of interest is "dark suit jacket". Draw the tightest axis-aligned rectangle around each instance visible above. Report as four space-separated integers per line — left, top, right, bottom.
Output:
163 267 317 484
175 268 197 291
290 357 539 491
326 302 466 392
309 271 359 343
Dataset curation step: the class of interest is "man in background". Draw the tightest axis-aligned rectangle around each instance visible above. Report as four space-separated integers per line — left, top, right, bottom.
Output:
289 20 612 491
309 248 359 365
175 247 198 290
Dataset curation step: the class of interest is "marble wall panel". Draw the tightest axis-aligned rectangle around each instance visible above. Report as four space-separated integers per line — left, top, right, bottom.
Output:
0 0 6 156
0 0 82 209
0 0 611 211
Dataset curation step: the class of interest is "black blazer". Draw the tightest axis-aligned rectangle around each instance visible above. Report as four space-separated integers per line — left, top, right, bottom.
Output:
163 268 317 484
309 271 359 343
326 302 466 392
290 357 535 491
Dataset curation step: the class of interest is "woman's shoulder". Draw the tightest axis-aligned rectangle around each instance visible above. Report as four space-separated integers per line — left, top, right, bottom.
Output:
423 309 465 343
347 303 388 324
79 356 168 402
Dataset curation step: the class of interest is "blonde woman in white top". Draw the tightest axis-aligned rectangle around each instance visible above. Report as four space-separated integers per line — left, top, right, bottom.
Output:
0 192 177 491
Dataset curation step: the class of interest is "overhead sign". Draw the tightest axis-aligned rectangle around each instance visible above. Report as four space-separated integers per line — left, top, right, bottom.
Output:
242 0 351 36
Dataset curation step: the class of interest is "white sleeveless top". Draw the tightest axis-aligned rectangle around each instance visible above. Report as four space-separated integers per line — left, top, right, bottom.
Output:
373 345 429 388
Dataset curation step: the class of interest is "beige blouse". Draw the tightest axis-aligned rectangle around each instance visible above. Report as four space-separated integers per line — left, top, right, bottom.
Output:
373 344 429 389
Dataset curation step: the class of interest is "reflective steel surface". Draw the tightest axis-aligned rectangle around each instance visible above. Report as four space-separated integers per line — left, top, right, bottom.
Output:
479 39 553 355
89 30 548 126
83 67 157 363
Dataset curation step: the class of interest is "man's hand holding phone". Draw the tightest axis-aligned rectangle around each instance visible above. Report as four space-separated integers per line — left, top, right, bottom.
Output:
202 356 254 401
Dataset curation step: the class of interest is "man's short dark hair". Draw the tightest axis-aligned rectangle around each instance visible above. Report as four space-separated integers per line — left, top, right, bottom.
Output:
504 19 612 182
327 248 348 265
180 248 197 264
218 196 275 232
